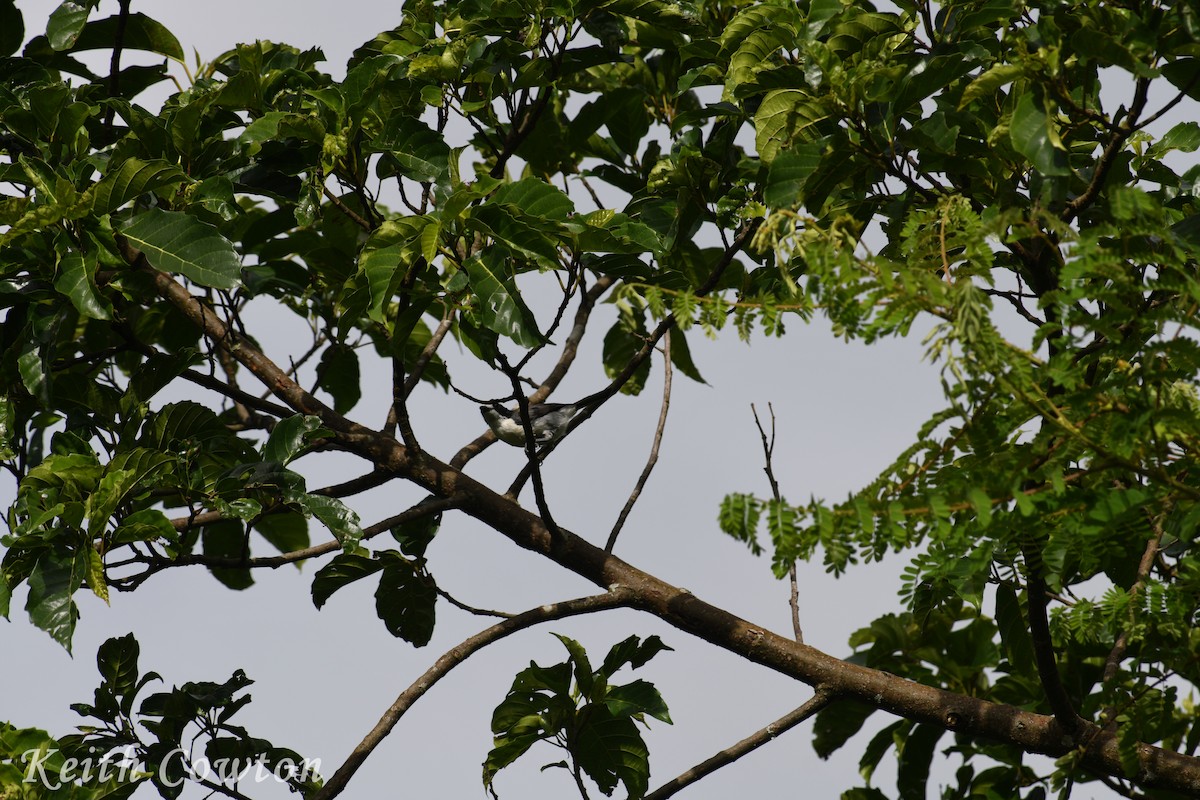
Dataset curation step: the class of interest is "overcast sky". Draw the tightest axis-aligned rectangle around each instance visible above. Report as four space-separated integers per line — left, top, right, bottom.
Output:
3 2 957 798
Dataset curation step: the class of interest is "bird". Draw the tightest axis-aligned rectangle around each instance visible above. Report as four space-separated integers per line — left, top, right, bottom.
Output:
479 402 586 448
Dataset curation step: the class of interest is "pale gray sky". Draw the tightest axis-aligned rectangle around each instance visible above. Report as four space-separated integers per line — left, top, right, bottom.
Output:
4 2 950 798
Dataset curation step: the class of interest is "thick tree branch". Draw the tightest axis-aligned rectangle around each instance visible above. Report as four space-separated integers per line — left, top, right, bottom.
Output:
312 589 636 800
136 237 1200 797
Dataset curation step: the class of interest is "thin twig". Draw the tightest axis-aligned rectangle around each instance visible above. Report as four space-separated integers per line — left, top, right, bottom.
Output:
450 277 613 469
752 403 802 643
322 186 373 232
644 691 832 800
402 312 455 397
497 351 560 537
310 589 635 800
507 221 761 495
605 330 673 553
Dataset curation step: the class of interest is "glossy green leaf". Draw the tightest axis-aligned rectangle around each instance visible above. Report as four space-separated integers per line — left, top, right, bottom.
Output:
46 1 90 51
1009 93 1069 176
490 178 575 221
263 415 325 466
121 208 242 289
292 492 363 550
92 158 188 213
68 12 184 60
463 253 544 348
373 116 451 182
54 248 110 320
469 203 564 269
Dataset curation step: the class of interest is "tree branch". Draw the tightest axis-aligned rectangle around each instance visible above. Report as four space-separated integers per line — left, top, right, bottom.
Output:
311 589 635 800
644 691 832 800
135 228 1200 798
605 329 673 553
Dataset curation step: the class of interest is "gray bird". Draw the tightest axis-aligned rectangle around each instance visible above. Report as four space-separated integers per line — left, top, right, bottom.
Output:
480 402 585 447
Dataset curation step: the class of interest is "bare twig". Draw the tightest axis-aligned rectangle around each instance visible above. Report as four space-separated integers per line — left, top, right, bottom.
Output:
450 277 613 469
752 403 802 643
507 221 761 495
605 329 673 553
1062 77 1151 224
311 589 635 800
497 350 560 537
644 691 832 800
322 186 374 232
402 312 455 397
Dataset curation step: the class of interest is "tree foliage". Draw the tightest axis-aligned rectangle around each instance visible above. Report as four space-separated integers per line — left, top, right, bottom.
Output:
2 0 1200 797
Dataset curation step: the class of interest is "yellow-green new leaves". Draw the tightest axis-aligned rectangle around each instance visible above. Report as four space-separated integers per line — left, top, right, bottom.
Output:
121 208 242 289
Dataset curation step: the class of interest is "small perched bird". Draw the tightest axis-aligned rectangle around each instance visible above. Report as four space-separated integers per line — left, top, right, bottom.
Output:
480 402 585 447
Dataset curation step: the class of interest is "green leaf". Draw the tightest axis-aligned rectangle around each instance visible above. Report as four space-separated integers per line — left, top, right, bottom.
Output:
311 553 383 609
92 158 188 214
201 521 254 590
490 179 575 221
374 551 436 646
0 0 23 57
896 723 943 800
54 248 111 320
859 720 905 782
602 679 672 723
26 548 86 653
469 203 564 269
1009 93 1069 176
97 633 141 699
463 253 545 348
263 415 324 466
573 706 650 799
291 493 363 550
668 327 705 384
47 1 89 51
765 143 824 208
602 308 652 395
958 63 1023 108
995 583 1035 669
554 633 595 698
754 89 831 164
718 492 763 554
813 699 875 758
255 512 310 558
121 208 242 289
1147 121 1200 157
68 12 184 61
391 507 441 558
373 116 451 182
316 344 361 414
86 448 173 538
